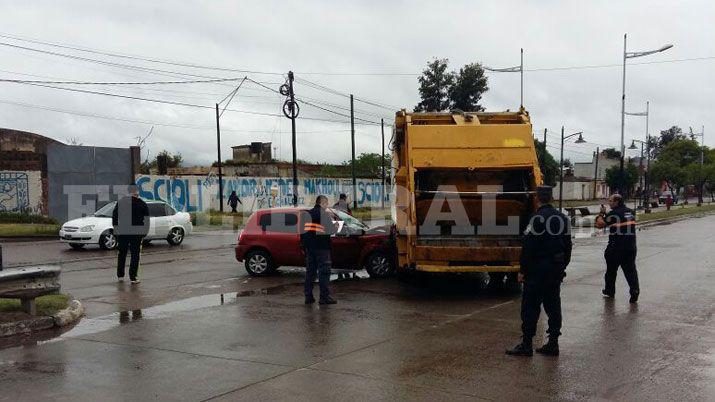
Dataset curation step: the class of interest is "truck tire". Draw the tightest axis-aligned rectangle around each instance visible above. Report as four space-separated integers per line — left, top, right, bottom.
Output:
364 251 395 278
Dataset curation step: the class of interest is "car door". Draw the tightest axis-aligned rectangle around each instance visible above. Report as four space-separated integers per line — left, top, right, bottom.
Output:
147 203 169 239
260 212 303 266
329 212 362 269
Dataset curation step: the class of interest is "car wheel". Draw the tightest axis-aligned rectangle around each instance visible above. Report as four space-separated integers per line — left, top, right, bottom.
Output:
69 243 85 250
244 249 274 276
167 227 185 245
99 230 117 250
364 251 394 278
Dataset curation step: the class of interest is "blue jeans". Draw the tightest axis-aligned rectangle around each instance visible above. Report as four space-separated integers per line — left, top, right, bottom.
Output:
305 248 332 300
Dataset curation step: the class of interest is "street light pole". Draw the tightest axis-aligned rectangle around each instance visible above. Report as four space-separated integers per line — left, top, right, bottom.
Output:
484 49 524 109
619 34 627 194
559 127 585 212
618 35 673 194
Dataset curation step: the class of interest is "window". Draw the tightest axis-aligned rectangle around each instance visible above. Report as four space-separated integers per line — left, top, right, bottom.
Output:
165 205 176 216
259 213 298 233
148 203 167 217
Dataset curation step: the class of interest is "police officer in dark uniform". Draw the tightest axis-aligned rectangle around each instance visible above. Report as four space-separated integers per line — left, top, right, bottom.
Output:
595 193 639 303
506 186 572 357
301 195 338 305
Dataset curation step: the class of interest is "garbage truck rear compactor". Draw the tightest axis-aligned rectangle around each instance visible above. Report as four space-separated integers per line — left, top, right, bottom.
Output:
391 109 543 283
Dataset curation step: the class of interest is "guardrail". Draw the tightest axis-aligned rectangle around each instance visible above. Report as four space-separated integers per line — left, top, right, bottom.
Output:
0 266 61 315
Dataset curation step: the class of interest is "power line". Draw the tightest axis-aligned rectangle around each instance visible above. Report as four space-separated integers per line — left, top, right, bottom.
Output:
0 98 358 133
2 80 384 125
0 32 283 76
0 76 245 86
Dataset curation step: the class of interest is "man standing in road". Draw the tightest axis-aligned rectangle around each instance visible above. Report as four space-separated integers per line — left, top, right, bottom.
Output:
333 193 352 215
595 193 639 303
301 195 338 305
507 186 572 357
112 184 149 284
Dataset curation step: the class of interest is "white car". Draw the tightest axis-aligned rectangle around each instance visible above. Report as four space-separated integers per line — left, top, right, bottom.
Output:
59 200 193 250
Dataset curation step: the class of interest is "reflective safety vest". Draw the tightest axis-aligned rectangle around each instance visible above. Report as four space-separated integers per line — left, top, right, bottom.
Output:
303 222 326 234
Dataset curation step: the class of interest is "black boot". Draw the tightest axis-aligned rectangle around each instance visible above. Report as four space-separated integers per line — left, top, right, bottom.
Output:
305 296 316 305
319 296 337 305
535 338 559 356
629 292 639 304
602 289 614 298
505 338 533 356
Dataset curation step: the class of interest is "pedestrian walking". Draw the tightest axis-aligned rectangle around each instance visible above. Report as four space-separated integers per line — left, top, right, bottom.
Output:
332 193 352 215
300 195 338 305
595 193 639 303
227 190 242 213
112 184 149 284
506 186 572 357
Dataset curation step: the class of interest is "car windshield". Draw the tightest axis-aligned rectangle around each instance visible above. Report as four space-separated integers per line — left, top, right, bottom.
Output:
94 201 117 217
331 208 368 230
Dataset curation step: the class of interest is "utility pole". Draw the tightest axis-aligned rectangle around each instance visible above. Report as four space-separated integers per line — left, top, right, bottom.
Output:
593 147 600 200
280 72 300 206
543 128 547 151
215 103 224 213
289 73 298 206
559 126 565 211
520 48 524 109
381 118 385 209
350 94 357 210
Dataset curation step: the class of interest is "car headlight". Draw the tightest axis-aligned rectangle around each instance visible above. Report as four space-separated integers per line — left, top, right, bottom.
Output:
80 225 95 232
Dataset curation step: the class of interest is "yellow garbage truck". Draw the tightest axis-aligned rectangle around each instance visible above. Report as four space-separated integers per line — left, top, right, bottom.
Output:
391 109 542 283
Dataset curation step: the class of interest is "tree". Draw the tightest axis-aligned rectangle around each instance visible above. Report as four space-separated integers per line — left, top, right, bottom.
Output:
448 63 488 111
535 140 558 186
605 163 638 197
415 58 454 112
650 126 687 159
562 158 573 168
343 153 391 178
649 159 686 199
140 150 183 174
601 148 621 160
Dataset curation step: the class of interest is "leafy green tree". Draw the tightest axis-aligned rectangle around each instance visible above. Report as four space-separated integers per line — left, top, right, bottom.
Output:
601 148 622 159
415 58 454 112
315 164 340 177
448 63 488 112
649 159 686 199
140 150 183 174
605 162 638 197
535 140 558 186
343 152 391 178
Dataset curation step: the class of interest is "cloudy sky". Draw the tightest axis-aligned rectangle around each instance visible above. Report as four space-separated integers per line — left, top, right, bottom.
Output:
0 1 713 166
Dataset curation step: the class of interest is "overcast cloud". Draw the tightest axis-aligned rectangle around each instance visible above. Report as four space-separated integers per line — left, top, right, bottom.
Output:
0 0 713 166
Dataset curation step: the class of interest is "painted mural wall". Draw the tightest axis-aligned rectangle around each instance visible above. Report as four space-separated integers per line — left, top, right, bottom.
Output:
135 174 389 212
0 170 43 213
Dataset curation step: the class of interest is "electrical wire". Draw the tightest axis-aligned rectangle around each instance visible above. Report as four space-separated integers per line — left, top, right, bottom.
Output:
0 76 245 85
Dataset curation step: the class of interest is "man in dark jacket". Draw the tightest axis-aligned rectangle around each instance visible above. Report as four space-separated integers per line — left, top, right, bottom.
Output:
507 186 572 357
301 195 338 305
112 184 149 284
595 193 639 303
227 191 242 213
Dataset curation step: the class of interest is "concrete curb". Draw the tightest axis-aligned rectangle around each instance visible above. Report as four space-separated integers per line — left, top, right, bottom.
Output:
0 299 84 338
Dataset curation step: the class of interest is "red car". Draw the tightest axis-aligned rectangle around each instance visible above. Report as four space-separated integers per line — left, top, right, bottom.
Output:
235 207 395 278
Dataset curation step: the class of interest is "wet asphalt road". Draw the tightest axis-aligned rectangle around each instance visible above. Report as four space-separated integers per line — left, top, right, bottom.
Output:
1 216 714 401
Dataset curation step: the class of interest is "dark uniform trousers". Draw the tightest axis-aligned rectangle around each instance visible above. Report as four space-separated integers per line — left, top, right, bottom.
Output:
604 246 639 297
304 248 332 300
521 262 563 339
117 235 143 281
